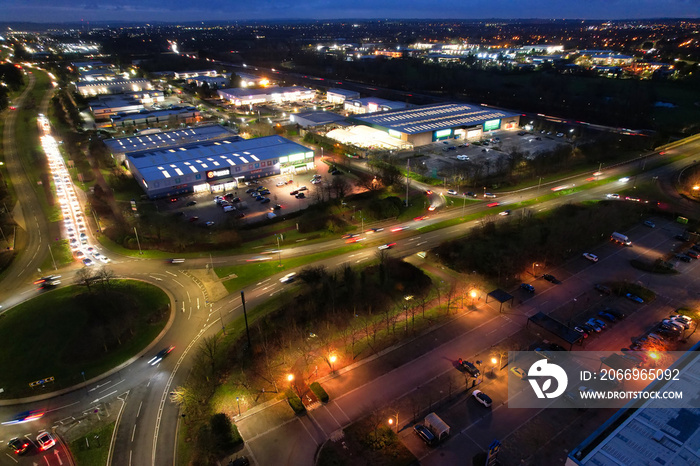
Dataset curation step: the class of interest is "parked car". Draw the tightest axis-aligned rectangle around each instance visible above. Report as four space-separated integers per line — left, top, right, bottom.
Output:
543 274 557 283
472 390 492 407
626 293 644 303
573 326 589 338
8 438 30 455
583 253 599 263
598 311 617 322
186 200 197 206
643 220 655 228
459 360 480 378
520 283 535 293
603 308 625 319
510 366 527 379
413 424 436 446
261 198 271 204
581 323 600 334
295 192 305 199
594 284 612 295
675 254 691 263
687 250 699 259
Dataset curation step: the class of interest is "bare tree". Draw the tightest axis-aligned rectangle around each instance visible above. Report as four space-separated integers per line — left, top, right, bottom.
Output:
96 267 116 289
199 334 221 379
75 267 96 292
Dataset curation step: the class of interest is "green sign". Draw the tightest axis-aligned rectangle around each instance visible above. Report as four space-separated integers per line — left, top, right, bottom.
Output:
435 129 452 139
483 119 501 131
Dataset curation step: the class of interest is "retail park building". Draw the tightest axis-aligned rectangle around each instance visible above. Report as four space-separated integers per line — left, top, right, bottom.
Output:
105 125 314 198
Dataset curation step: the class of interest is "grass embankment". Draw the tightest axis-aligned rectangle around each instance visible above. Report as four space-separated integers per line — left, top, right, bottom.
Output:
216 244 362 293
69 422 114 466
0 280 169 398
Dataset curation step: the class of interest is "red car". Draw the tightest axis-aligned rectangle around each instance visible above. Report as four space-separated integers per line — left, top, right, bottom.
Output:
414 215 428 221
487 202 499 207
188 216 199 222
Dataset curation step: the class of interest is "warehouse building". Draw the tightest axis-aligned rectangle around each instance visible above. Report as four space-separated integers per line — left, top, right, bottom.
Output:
186 75 229 89
104 125 238 164
217 86 315 107
567 343 700 466
289 111 347 129
350 102 520 147
110 106 201 129
76 78 153 97
89 91 165 120
326 88 360 104
125 135 314 198
343 97 409 115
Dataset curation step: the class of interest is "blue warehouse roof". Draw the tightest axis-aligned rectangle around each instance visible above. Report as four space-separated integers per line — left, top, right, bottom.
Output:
353 103 519 135
127 135 312 183
104 125 237 155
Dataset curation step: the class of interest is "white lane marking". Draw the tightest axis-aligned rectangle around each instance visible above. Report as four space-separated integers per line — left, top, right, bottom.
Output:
172 279 184 288
129 450 132 466
136 401 143 418
417 241 427 246
197 298 200 310
89 380 111 392
4 453 18 463
100 380 123 393
131 424 137 442
148 275 162 281
166 271 177 277
91 390 118 404
45 401 79 414
54 449 63 465
256 278 271 286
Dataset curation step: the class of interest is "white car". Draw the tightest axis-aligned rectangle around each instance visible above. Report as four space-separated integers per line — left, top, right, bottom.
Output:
447 189 458 195
583 253 599 263
36 432 55 451
279 273 296 284
472 390 492 407
276 181 286 187
99 256 111 264
606 193 621 199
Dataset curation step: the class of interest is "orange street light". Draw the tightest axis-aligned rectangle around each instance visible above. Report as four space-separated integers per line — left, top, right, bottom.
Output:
287 374 294 382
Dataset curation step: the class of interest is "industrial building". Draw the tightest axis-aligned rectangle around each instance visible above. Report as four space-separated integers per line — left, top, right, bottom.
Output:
217 86 315 107
89 91 165 121
125 135 314 198
350 102 520 147
76 78 153 97
326 88 360 104
343 97 409 115
289 111 347 129
110 106 201 129
567 343 700 466
104 125 237 164
186 75 229 89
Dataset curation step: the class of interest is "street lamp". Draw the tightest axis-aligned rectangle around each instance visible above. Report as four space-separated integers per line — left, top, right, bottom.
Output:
329 354 337 372
388 412 399 433
532 262 539 277
491 357 498 375
470 289 478 306
236 396 241 416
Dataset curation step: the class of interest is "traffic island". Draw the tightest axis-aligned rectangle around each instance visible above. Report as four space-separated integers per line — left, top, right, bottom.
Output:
0 279 170 400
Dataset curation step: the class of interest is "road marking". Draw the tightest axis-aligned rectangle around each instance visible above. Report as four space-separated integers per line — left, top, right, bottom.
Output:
45 401 79 414
92 390 117 404
131 425 137 442
298 418 319 446
100 380 123 393
129 450 132 466
355 258 368 263
88 380 111 392
107 391 129 466
4 453 18 463
417 241 427 246
136 401 142 418
54 449 63 465
256 278 271 286
166 271 177 277
148 275 162 281
172 279 184 288
197 298 200 310
186 291 190 300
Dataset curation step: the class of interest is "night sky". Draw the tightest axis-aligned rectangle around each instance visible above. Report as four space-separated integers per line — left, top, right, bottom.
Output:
1 0 698 23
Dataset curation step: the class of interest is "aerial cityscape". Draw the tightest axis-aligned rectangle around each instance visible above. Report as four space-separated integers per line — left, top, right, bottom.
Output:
0 5 699 466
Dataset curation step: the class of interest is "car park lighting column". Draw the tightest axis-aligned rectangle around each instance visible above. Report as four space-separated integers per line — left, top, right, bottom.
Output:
388 411 399 433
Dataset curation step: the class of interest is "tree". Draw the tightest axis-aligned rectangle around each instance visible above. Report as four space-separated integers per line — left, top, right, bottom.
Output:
75 267 97 292
198 334 221 378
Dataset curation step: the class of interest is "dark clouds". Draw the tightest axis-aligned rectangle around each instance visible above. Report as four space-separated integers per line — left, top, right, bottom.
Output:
0 0 697 22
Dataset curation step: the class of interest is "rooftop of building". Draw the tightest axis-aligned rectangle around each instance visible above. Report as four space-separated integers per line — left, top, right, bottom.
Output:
353 102 519 134
104 124 236 155
111 106 197 122
217 86 314 98
127 135 312 183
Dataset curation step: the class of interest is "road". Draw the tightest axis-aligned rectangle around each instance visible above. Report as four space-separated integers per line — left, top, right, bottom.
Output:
0 69 698 466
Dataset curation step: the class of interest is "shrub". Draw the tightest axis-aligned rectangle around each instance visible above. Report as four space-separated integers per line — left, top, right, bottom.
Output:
630 259 678 274
209 413 241 453
287 390 306 414
310 382 329 402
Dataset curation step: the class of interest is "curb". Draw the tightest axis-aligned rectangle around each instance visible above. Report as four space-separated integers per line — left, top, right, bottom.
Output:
0 278 178 406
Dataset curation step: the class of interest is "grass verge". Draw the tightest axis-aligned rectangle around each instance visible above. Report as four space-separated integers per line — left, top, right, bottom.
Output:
0 280 169 398
68 422 115 466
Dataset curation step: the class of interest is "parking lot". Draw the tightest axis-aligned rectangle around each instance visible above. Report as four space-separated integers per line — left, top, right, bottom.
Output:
161 170 328 226
400 215 699 464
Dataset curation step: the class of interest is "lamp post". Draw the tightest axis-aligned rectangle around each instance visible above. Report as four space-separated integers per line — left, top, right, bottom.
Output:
470 289 478 306
236 396 241 416
491 357 498 375
388 412 399 433
532 262 539 277
329 354 337 372
276 234 282 266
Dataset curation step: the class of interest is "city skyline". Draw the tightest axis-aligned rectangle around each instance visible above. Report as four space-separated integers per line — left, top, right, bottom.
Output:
0 0 698 23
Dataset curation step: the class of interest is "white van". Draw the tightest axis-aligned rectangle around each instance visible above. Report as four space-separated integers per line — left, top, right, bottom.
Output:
223 205 235 212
